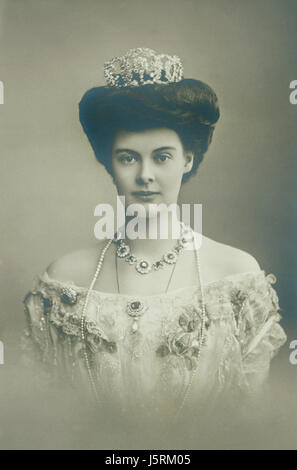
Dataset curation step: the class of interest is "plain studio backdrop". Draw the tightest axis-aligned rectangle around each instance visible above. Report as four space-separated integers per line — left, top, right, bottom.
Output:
0 0 296 449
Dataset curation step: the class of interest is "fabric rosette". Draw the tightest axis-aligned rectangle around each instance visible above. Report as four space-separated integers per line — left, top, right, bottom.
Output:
156 305 208 370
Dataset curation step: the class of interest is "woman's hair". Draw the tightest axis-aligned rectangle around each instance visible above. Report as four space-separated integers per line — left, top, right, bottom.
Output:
79 79 220 183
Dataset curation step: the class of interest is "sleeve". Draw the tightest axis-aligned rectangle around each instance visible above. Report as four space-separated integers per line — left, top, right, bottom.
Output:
21 276 102 395
21 281 60 391
235 273 287 395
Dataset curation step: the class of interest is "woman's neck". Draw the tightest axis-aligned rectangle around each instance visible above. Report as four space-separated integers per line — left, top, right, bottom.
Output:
120 211 183 260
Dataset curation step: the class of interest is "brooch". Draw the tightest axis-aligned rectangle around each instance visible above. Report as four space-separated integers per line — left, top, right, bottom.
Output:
60 286 78 305
126 300 147 333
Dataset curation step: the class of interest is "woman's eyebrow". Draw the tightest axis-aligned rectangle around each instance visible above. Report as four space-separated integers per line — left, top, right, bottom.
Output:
114 148 139 155
153 146 176 152
114 146 176 154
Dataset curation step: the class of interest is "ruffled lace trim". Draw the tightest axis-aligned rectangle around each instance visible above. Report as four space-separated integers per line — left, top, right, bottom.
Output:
37 269 270 299
23 269 287 338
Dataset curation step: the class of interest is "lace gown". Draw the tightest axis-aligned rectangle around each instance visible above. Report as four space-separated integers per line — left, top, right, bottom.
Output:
22 267 287 425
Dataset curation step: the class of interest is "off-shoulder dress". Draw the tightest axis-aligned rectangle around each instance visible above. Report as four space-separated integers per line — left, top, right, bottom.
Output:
22 263 287 425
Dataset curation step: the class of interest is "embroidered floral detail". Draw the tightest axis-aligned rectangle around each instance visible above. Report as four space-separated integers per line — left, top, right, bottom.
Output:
62 322 80 337
87 336 102 354
68 313 81 325
79 318 117 354
156 305 208 370
156 344 170 357
178 306 207 331
230 288 247 316
101 339 117 354
169 331 192 356
85 319 101 336
178 312 198 332
87 336 117 354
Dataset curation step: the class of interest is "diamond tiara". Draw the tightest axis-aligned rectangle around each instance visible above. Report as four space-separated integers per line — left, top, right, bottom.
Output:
104 48 184 88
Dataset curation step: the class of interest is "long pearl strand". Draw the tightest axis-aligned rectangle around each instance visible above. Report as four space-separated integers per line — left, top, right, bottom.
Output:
80 238 113 403
80 230 207 417
172 246 207 423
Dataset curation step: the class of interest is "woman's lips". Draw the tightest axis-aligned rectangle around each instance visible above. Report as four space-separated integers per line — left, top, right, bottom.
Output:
132 191 160 199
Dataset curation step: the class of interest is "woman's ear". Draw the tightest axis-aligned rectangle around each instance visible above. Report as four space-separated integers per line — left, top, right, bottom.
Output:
183 152 194 174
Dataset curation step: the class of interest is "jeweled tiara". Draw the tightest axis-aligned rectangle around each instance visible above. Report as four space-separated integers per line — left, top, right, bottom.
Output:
104 48 184 88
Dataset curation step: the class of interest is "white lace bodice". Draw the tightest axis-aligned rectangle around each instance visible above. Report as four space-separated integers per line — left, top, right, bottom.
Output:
22 269 287 423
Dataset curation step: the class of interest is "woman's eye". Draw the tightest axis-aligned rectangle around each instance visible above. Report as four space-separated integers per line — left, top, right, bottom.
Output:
155 154 171 163
119 155 136 164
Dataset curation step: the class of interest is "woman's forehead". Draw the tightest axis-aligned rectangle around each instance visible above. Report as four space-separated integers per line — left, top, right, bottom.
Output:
112 127 183 152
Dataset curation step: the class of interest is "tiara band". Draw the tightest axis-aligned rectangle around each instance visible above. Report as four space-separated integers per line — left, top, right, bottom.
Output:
104 48 184 88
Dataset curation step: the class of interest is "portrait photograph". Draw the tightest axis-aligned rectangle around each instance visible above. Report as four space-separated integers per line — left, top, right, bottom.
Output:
0 0 296 451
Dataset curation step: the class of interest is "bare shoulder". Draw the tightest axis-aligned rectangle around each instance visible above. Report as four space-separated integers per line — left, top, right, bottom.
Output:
46 240 111 286
198 233 261 282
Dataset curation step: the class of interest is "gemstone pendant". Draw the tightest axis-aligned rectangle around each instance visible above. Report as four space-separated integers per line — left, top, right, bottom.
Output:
131 320 138 333
126 300 146 333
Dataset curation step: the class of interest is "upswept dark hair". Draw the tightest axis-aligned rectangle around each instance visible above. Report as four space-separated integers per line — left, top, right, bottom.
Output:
79 79 220 183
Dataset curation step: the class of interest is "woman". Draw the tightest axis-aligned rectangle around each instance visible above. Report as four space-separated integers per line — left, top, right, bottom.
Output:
22 48 287 430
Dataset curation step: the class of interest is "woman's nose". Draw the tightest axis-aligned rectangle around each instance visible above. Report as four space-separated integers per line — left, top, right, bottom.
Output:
136 163 155 185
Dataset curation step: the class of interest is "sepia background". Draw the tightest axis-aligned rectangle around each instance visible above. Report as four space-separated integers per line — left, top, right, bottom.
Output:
0 0 296 449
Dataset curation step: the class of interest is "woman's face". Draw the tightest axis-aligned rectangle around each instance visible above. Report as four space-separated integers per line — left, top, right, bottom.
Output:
111 127 193 215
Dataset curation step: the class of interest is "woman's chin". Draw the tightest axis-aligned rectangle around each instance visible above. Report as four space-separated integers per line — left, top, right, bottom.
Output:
126 202 178 220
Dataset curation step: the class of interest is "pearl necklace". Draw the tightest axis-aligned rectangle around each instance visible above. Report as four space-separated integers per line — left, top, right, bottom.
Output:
80 227 207 421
